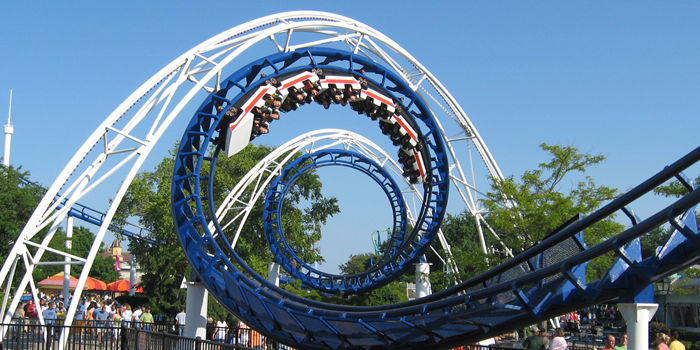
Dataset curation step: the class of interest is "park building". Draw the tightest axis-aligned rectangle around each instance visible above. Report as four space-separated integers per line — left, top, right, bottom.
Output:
655 264 700 331
99 239 143 282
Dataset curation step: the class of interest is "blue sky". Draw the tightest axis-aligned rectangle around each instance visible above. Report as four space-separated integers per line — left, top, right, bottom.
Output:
1 2 699 274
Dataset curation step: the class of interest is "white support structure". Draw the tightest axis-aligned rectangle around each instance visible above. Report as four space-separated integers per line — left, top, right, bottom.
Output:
618 303 658 350
4 89 13 167
129 256 136 296
415 262 432 298
63 216 74 305
0 12 508 348
184 281 208 340
268 262 280 287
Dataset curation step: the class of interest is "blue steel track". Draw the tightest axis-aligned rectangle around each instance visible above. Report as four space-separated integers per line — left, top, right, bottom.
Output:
171 47 700 349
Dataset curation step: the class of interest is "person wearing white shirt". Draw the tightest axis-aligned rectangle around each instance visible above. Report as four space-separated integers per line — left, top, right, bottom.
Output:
122 305 133 328
132 306 143 328
175 309 187 336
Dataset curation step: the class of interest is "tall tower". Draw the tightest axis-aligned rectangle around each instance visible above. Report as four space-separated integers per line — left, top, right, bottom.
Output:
3 89 13 167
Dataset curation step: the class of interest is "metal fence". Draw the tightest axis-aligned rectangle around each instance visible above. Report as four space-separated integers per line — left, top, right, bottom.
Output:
0 322 288 350
1 321 537 350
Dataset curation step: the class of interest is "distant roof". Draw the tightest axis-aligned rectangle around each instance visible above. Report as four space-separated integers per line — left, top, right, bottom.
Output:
109 240 122 249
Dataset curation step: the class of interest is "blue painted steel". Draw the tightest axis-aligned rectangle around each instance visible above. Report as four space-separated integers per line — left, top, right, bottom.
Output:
263 149 407 293
171 45 700 349
10 168 156 245
197 47 450 295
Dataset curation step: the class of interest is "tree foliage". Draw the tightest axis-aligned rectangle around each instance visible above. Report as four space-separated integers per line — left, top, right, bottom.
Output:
481 143 620 253
116 143 340 315
0 166 43 260
270 251 410 307
0 166 116 287
649 173 700 290
427 212 491 292
654 174 700 198
428 144 622 284
33 226 119 283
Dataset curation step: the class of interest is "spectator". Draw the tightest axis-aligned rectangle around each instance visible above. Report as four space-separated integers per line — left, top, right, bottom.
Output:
656 333 670 350
548 328 567 350
140 307 154 331
602 335 615 350
42 301 57 347
132 306 143 329
213 315 227 342
12 302 25 336
614 334 627 350
74 303 84 339
93 304 112 342
122 304 132 328
239 320 250 346
112 307 123 341
669 331 685 350
25 299 38 327
523 326 546 350
175 308 187 336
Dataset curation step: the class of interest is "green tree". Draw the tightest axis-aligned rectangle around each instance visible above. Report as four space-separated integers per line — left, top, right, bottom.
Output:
338 253 380 275
0 165 44 260
116 143 339 315
31 226 119 283
654 174 700 199
650 173 700 291
427 212 491 292
480 143 622 280
0 165 117 285
334 252 409 305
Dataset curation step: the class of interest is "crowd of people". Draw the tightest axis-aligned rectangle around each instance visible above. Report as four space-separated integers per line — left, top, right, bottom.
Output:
519 327 628 350
656 331 687 350
213 68 429 185
7 292 692 350
9 292 157 343
515 309 691 350
207 314 269 349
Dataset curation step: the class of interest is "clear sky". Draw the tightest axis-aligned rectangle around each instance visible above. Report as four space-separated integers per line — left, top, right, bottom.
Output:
1 1 699 274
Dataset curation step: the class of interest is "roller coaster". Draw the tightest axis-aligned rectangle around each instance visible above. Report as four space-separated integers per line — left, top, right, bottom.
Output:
1 11 699 350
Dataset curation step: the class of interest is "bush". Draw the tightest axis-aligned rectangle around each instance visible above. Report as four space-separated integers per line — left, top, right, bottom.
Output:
676 329 700 343
115 294 149 308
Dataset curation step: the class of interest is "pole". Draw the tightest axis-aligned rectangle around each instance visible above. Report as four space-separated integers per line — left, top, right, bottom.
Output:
184 274 208 340
618 303 658 350
268 263 280 286
129 256 136 296
415 261 431 298
63 216 74 306
4 89 14 167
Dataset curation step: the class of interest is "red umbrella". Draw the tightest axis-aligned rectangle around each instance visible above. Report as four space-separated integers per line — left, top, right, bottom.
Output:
107 279 143 293
84 276 108 291
37 273 79 290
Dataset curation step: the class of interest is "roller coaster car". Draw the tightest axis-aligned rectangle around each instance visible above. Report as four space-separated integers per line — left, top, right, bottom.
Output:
223 85 273 157
222 68 430 184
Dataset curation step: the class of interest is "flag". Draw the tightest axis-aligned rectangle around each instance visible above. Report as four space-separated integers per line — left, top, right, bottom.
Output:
114 254 121 271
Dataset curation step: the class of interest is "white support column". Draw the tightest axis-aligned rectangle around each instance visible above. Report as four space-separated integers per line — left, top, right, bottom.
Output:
618 303 658 350
184 281 208 339
129 256 136 296
3 89 13 167
268 262 280 286
415 262 431 298
63 216 74 305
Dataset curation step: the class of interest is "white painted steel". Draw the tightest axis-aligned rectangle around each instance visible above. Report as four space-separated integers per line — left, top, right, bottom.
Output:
3 89 13 167
0 12 505 347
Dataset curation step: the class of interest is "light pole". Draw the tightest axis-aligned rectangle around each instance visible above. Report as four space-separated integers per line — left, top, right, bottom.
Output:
655 278 671 325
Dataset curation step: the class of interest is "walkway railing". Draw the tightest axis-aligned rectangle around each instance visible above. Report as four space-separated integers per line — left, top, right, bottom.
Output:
0 321 535 349
0 322 284 350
